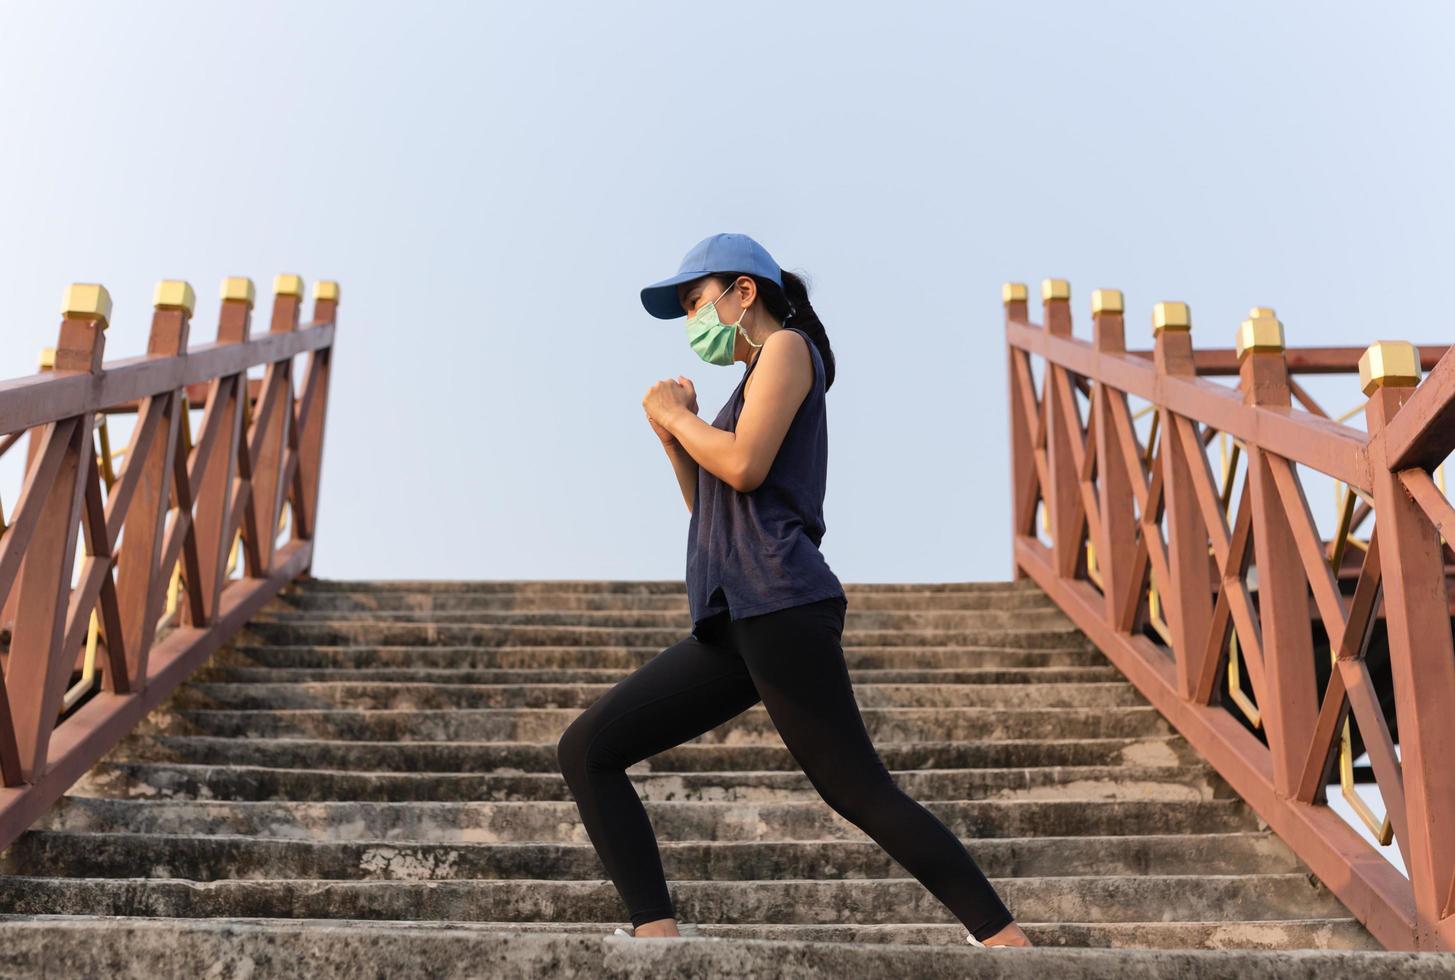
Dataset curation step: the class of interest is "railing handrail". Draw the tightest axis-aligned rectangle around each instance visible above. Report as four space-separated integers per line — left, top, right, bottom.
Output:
1121 344 1451 376
0 321 334 433
1006 317 1374 490
1003 280 1455 952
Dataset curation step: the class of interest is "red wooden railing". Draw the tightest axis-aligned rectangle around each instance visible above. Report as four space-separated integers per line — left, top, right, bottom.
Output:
0 275 336 848
1004 280 1455 951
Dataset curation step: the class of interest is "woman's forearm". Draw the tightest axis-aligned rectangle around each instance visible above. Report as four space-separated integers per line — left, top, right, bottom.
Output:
660 407 743 490
663 439 699 513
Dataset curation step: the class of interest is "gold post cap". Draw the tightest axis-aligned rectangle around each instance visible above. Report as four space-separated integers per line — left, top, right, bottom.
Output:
1152 301 1191 333
221 277 256 307
313 280 341 303
1041 278 1070 302
153 279 196 315
1002 282 1027 305
1359 341 1421 395
62 283 112 326
274 274 304 298
38 347 56 370
1091 288 1124 315
1236 315 1285 359
1249 306 1277 319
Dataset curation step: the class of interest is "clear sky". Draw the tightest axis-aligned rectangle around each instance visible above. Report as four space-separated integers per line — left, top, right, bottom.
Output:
2 2 1452 584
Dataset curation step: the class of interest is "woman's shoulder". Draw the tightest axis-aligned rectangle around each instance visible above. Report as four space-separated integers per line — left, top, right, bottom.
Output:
764 327 815 369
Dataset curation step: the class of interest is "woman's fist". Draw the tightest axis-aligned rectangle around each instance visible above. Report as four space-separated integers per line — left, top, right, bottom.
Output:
643 376 697 426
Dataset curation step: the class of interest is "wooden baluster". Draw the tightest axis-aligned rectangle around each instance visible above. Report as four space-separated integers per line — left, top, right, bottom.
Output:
249 274 302 572
6 285 106 781
1003 282 1033 579
1042 278 1085 579
291 280 338 558
190 278 254 622
1238 312 1319 796
0 350 58 637
113 283 191 685
1092 288 1136 625
1152 301 1214 698
1361 340 1455 944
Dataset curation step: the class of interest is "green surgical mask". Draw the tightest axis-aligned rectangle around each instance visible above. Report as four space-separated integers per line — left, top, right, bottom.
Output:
685 280 763 366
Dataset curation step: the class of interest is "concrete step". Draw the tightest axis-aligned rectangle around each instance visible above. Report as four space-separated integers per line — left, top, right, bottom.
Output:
107 734 1203 772
172 680 1147 711
251 608 1078 629
276 589 1060 613
0 874 1352 924
193 664 1128 686
3 833 1299 881
239 620 1095 649
218 644 1107 670
73 762 1231 803
0 917 1414 976
287 580 1052 595
140 705 1174 743
37 798 1260 842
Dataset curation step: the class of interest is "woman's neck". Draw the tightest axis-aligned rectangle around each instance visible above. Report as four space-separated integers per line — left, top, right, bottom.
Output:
740 317 785 366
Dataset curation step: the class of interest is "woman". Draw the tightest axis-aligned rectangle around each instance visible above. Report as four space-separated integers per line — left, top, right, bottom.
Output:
556 232 1030 949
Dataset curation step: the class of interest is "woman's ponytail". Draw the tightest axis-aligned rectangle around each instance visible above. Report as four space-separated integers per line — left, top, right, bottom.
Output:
778 270 836 392
715 267 837 391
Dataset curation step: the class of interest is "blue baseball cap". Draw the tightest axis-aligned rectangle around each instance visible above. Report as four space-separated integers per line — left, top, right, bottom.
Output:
639 232 785 319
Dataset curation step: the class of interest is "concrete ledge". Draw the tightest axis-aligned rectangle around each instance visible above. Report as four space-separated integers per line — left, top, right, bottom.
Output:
0 916 1446 979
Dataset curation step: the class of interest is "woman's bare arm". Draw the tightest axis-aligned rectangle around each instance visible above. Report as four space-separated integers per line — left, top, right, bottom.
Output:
655 330 813 493
661 439 699 513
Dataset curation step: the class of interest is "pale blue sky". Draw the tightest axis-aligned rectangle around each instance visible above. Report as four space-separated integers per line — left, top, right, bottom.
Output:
2 2 1451 583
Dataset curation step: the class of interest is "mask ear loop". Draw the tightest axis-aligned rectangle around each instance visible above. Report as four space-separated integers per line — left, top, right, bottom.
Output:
722 278 764 350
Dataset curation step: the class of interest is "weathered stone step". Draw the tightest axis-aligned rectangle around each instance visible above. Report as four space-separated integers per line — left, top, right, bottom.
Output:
289 579 1050 595
109 734 1201 772
252 608 1076 630
0 874 1349 924
174 680 1146 711
3 916 1418 973
239 621 1094 649
143 706 1173 744
195 664 1126 686
278 589 1059 613
219 645 1106 671
73 762 1228 803
2 832 1298 881
38 798 1258 841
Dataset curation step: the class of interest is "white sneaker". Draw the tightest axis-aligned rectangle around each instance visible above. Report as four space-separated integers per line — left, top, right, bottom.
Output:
966 932 1023 949
613 923 704 938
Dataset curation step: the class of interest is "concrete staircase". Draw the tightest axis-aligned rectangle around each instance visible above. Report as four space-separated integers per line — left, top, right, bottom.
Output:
1 579 1446 978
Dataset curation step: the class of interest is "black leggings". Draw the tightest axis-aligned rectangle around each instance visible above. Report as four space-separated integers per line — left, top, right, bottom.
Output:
555 594 1015 939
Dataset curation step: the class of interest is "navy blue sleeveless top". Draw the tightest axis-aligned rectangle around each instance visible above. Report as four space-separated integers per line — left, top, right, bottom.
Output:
685 326 846 628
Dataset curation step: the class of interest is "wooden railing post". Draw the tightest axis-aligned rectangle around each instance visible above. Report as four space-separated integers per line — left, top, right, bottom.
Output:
1091 289 1136 625
0 352 57 637
1152 301 1214 698
1042 278 1085 579
249 274 302 572
190 278 254 623
6 285 107 780
1362 340 1455 946
114 282 191 684
1003 282 1033 579
291 280 338 562
1238 312 1319 797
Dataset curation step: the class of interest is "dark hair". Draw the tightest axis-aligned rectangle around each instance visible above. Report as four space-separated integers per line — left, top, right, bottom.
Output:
713 269 835 391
